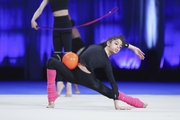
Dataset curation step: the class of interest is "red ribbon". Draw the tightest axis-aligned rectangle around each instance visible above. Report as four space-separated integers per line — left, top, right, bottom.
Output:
38 6 118 30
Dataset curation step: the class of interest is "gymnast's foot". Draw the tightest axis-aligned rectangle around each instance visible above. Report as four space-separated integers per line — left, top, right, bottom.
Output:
47 102 55 108
47 94 59 108
143 103 148 108
75 90 81 94
65 92 72 97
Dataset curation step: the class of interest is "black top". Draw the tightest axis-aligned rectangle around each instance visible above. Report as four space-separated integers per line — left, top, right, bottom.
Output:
79 44 119 100
49 0 69 12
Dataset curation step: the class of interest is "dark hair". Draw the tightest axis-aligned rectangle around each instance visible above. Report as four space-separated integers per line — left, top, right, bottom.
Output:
99 34 127 48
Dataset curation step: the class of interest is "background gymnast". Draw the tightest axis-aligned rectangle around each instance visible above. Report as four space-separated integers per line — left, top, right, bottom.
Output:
56 17 85 95
31 0 74 97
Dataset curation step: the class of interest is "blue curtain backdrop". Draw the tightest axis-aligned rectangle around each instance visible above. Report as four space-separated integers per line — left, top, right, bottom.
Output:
0 0 180 80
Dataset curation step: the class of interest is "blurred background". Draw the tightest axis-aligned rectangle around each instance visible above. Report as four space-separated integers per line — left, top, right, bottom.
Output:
0 0 180 82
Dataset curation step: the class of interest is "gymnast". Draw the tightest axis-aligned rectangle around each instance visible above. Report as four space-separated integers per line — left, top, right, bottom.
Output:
46 34 148 110
31 0 73 97
56 17 85 95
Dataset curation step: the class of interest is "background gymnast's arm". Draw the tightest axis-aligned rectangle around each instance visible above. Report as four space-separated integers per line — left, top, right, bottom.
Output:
31 0 49 30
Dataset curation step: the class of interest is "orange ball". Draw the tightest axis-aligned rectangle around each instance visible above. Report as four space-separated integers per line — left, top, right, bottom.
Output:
62 52 78 70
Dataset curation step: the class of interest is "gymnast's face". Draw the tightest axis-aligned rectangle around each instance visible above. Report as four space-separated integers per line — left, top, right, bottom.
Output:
107 39 122 54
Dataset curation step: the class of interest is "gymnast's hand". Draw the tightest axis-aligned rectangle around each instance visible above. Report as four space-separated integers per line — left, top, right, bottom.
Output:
128 44 145 60
31 20 39 30
114 100 131 110
133 47 145 60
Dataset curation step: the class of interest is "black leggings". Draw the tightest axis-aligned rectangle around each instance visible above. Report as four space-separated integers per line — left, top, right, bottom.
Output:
72 37 85 53
53 16 72 81
47 57 115 99
53 15 72 53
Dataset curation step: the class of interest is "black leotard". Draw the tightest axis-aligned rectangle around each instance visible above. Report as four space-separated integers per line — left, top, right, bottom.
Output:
49 0 69 12
79 44 119 99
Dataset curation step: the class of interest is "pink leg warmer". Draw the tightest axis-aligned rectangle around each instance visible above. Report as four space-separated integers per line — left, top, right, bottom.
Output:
47 69 59 102
118 91 144 108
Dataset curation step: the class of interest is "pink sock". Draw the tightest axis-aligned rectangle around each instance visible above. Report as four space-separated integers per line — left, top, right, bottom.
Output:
47 69 58 102
118 91 144 108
